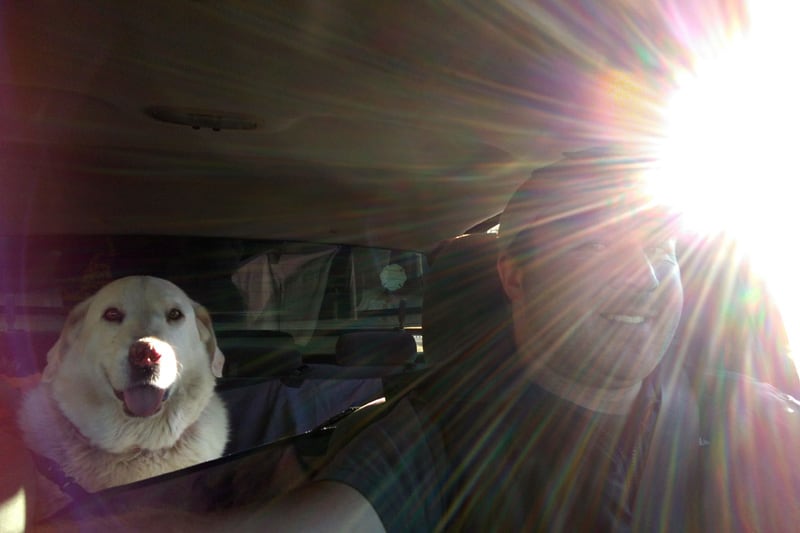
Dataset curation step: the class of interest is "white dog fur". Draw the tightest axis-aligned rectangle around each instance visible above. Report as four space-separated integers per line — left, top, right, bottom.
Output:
17 276 229 502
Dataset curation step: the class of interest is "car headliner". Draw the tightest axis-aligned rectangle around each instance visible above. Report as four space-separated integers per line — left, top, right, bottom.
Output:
0 1 708 253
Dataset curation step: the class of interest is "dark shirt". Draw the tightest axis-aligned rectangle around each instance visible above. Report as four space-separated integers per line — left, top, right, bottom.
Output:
434 379 660 531
319 370 698 532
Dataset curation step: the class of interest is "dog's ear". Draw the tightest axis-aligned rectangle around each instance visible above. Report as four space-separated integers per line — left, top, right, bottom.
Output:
43 296 92 382
193 302 225 378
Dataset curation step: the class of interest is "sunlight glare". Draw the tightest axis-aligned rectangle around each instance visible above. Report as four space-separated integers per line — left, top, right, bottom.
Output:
651 0 800 358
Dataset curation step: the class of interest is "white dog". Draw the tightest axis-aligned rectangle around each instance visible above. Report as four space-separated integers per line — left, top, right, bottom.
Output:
17 276 229 517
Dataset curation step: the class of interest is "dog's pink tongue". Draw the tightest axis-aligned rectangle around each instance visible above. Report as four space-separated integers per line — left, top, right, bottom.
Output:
123 385 165 417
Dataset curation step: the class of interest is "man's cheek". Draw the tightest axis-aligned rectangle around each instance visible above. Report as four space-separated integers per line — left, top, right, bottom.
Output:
654 259 679 283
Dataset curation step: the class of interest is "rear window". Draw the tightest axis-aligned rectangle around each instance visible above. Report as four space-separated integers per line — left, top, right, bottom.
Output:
0 234 425 347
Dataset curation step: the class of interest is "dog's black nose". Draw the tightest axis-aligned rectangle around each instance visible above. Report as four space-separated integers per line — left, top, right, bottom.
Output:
129 341 162 368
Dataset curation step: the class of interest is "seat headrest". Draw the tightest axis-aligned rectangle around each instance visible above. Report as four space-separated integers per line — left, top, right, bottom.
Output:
335 330 417 367
216 330 302 378
423 234 514 367
420 234 515 400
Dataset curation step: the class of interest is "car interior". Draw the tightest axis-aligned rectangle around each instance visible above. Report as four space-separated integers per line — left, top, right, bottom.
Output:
1 0 798 526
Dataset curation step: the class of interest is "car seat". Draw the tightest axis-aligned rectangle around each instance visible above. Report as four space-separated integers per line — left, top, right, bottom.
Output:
325 233 515 456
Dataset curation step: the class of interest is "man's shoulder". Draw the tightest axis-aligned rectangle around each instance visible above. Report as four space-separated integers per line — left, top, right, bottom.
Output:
317 395 447 532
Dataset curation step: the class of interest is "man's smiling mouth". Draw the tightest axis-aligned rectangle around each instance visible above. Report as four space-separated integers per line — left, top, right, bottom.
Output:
601 313 647 324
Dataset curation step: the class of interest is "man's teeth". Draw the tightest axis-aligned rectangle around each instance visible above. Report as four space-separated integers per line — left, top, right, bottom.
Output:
604 314 645 324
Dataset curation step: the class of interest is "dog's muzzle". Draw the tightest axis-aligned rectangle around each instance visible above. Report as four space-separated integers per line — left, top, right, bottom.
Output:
116 339 175 417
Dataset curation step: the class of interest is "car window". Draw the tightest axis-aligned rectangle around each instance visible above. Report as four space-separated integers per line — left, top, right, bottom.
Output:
0 235 424 340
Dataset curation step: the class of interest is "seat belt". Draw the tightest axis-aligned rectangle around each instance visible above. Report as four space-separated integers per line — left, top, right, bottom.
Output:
632 365 702 531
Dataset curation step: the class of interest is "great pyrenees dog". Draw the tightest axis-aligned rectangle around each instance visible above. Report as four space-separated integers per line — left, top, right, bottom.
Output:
17 276 229 503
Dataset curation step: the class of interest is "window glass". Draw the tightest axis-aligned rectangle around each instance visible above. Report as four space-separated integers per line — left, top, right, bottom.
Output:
0 235 425 340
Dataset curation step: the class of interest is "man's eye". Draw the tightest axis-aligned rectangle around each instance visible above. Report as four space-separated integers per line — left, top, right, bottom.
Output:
646 242 677 263
102 307 125 323
575 242 607 253
166 308 184 322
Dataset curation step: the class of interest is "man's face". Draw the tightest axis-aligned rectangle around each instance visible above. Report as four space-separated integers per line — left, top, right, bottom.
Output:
499 207 683 389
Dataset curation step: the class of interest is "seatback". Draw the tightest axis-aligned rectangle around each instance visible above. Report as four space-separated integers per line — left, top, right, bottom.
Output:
334 330 417 368
418 233 515 403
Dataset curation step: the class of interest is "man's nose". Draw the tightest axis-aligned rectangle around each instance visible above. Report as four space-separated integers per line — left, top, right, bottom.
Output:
609 248 660 292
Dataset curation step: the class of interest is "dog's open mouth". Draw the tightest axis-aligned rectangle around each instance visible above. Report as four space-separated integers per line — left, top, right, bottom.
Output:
115 385 170 417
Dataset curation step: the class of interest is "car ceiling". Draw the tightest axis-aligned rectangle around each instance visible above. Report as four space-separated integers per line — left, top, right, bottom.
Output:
0 1 708 253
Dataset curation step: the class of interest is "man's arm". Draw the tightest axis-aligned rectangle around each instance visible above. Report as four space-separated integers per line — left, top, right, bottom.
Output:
214 480 385 532
39 481 385 533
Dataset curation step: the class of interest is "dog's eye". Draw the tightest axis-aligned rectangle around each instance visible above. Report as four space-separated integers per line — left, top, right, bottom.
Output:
102 307 124 323
166 308 184 322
